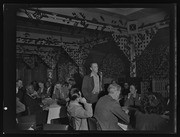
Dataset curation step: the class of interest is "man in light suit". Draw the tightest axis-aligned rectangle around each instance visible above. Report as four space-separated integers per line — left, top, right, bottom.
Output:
82 63 102 111
94 83 130 130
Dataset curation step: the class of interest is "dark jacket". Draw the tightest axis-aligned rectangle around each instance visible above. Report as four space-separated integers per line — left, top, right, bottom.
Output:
82 74 101 104
134 111 168 131
16 87 26 103
94 95 130 130
24 93 42 115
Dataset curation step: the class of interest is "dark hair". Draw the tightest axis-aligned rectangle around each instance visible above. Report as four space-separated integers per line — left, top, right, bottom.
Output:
90 62 98 68
130 83 138 89
140 92 165 115
16 79 22 83
69 88 81 101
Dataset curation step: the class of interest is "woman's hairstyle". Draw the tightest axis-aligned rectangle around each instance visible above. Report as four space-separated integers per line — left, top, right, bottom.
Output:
69 88 81 101
140 92 165 114
130 83 138 89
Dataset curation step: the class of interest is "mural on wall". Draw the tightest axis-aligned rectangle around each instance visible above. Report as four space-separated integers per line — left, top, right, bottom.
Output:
101 53 125 80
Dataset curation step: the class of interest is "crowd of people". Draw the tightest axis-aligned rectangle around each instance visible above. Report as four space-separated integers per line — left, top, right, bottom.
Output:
16 62 171 131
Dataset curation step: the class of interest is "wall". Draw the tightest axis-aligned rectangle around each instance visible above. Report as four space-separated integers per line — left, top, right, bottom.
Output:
136 27 169 82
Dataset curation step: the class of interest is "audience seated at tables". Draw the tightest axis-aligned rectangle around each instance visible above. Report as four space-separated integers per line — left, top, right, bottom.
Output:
24 84 48 126
94 83 130 130
124 84 141 108
133 92 169 131
67 88 93 130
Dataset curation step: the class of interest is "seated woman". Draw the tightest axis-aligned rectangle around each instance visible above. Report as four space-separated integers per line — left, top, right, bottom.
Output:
133 92 169 131
124 84 141 108
67 88 93 130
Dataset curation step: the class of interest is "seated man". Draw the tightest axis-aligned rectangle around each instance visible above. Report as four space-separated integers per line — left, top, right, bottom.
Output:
67 88 93 130
94 83 130 130
24 84 48 126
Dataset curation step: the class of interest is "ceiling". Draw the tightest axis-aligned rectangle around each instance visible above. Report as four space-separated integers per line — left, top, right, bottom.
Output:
92 8 166 21
97 8 144 16
17 7 169 35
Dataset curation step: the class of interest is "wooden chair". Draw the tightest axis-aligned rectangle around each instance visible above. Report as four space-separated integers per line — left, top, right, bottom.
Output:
87 117 101 130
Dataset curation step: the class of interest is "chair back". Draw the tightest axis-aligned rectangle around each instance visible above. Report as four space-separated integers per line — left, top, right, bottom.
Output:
16 115 36 130
50 117 69 125
68 116 76 130
43 124 69 130
87 117 101 130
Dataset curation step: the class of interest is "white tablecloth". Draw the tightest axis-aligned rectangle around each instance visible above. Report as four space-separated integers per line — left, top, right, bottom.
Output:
118 122 128 131
47 103 61 124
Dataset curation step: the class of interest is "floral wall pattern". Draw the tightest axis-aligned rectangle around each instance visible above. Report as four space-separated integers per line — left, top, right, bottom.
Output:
101 53 125 80
136 28 169 82
16 44 60 69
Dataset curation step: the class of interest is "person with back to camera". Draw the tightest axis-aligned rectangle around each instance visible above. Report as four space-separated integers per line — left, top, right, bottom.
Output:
94 83 130 130
134 93 169 131
67 88 93 130
82 63 102 112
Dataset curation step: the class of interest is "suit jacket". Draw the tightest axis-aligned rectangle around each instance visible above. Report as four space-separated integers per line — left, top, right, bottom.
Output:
82 74 102 104
67 101 93 130
94 95 130 130
16 87 26 103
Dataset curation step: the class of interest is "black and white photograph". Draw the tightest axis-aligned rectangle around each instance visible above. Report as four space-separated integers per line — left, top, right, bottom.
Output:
3 3 177 134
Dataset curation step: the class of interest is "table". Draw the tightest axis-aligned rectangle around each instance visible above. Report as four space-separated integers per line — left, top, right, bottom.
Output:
41 98 62 124
47 103 61 124
117 106 139 131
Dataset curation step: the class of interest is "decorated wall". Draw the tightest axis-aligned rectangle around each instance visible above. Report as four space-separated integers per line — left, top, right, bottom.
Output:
136 27 169 80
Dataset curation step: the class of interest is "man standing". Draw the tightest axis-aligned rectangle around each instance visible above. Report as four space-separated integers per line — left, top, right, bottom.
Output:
82 63 102 111
94 83 130 130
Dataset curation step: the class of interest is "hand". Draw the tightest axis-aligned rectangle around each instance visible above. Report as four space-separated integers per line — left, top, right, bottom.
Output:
79 97 87 103
122 107 129 114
